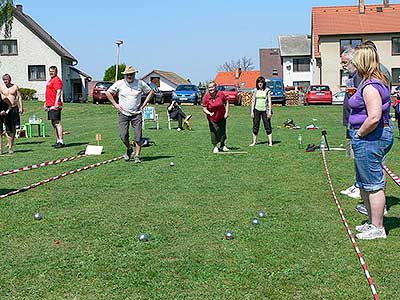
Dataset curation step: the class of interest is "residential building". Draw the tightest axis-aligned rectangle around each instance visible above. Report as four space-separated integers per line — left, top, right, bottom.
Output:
0 5 91 102
311 0 400 92
215 69 261 90
279 35 312 89
140 69 190 92
259 48 283 79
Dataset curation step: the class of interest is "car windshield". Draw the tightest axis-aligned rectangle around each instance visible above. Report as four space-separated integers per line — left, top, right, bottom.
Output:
96 82 112 89
176 85 197 91
266 81 274 90
310 86 330 92
218 85 237 92
275 81 282 90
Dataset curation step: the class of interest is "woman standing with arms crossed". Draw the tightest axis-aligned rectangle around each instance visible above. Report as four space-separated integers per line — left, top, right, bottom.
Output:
250 76 273 146
203 81 229 154
349 43 394 240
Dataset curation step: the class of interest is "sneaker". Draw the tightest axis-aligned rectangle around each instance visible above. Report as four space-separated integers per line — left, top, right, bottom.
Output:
134 156 141 163
356 224 387 240
356 222 371 232
340 185 357 196
54 142 65 148
124 147 133 161
177 128 182 131
213 147 219 154
222 146 230 152
356 204 388 216
347 188 361 199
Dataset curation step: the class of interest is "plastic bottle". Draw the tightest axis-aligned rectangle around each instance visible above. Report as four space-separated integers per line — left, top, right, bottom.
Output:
320 135 326 150
32 115 37 124
298 134 303 149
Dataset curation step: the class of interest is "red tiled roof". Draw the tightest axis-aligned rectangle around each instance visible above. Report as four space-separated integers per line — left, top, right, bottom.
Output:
214 71 261 89
312 4 400 57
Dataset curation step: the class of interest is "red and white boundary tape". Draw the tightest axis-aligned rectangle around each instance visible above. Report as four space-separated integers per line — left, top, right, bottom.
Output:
0 154 86 177
0 156 123 200
383 164 400 187
321 148 380 300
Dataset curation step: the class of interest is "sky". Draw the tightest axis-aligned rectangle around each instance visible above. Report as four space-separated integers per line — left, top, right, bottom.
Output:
17 0 400 84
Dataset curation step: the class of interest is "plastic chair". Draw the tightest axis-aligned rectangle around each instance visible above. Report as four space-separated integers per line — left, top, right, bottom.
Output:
142 106 159 130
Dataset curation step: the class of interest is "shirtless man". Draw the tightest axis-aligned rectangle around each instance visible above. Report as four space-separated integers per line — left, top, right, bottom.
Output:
0 74 23 154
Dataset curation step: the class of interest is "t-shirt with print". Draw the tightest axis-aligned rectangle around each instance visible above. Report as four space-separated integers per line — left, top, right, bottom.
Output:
203 91 227 123
45 76 63 106
108 79 151 116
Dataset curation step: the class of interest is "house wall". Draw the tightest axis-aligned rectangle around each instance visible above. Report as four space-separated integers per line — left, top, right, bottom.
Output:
141 72 177 91
259 48 283 79
0 17 63 101
282 57 312 87
318 34 400 92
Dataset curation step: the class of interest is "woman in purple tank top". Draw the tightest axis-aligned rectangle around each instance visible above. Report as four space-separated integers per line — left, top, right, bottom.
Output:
348 43 394 240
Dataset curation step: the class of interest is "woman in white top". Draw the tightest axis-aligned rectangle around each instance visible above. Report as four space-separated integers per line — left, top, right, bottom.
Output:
250 76 273 146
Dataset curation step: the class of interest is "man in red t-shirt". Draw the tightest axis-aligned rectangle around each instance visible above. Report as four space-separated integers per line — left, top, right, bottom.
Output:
45 66 64 148
203 81 230 154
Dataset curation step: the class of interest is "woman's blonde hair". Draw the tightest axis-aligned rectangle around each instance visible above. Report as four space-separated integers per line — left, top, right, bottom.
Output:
352 42 388 86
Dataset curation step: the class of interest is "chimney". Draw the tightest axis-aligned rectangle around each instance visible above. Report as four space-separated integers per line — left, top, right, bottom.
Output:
383 0 389 8
16 4 23 12
235 68 242 79
359 0 365 14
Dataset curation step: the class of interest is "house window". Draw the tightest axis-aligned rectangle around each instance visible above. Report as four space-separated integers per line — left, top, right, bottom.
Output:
272 69 278 76
392 38 400 55
28 65 46 81
340 39 362 54
392 68 400 84
293 58 310 72
0 39 17 55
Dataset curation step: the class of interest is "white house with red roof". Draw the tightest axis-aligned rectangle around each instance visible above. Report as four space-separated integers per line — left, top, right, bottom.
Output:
311 0 400 91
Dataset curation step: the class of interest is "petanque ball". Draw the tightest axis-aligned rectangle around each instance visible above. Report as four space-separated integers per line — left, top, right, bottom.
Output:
225 231 234 240
34 212 43 220
258 211 266 218
252 218 260 225
138 233 149 242
170 162 175 167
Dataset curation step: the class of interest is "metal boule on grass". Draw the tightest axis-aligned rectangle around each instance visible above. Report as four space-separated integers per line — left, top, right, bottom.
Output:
225 231 234 240
138 233 149 242
34 212 43 220
170 162 175 167
257 211 266 218
252 218 260 225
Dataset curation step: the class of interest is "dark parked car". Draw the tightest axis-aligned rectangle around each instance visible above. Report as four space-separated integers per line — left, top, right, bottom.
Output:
266 78 285 105
304 85 333 105
92 81 113 104
217 85 241 105
147 82 164 104
172 84 201 105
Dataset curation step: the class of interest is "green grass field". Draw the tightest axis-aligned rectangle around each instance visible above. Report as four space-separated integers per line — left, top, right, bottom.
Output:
1 101 399 300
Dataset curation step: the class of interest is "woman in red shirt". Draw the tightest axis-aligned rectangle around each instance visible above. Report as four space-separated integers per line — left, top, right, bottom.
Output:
203 81 230 154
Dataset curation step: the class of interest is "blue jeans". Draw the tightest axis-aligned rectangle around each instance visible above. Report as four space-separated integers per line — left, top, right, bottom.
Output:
350 123 394 192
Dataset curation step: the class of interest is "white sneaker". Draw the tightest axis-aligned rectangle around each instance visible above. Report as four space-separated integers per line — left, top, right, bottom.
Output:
177 128 182 131
213 147 219 154
356 204 388 216
340 185 357 195
356 222 371 232
356 224 387 240
347 188 361 199
222 146 229 152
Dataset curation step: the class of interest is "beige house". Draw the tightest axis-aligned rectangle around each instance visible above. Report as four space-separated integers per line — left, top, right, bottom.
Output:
312 0 400 92
0 5 91 102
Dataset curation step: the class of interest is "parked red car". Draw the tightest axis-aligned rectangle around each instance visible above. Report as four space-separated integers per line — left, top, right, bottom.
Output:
304 85 332 105
217 85 241 105
92 81 114 104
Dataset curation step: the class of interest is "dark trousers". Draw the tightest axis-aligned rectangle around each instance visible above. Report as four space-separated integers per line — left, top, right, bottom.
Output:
252 109 272 135
208 119 226 146
169 109 186 129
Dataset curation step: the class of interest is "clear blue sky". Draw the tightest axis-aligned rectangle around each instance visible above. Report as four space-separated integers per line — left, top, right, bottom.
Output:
18 0 400 83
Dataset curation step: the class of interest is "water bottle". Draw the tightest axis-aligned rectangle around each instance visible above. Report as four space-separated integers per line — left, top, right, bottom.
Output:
320 135 326 150
298 134 303 149
32 115 37 124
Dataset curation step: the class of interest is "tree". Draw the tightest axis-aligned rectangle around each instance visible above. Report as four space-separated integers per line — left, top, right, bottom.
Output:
103 64 126 81
0 0 14 38
217 56 255 72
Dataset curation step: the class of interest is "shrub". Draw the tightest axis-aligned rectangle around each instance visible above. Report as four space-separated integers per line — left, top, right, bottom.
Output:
20 88 37 100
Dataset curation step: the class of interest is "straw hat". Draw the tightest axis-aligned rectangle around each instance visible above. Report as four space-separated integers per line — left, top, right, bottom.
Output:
121 66 139 75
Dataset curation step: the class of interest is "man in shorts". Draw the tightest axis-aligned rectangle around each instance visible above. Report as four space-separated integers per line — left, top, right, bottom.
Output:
0 74 23 154
105 66 154 163
45 66 64 148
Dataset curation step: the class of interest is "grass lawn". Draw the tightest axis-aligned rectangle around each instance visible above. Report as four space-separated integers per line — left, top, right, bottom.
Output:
1 101 399 300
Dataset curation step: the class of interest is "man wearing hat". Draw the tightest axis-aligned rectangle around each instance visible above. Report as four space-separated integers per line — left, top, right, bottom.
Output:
105 66 154 163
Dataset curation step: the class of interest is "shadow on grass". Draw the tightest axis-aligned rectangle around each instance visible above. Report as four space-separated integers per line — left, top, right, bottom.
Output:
386 195 400 210
257 140 281 146
0 188 18 195
141 155 174 162
64 142 89 147
385 217 400 233
14 149 33 153
17 141 44 145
